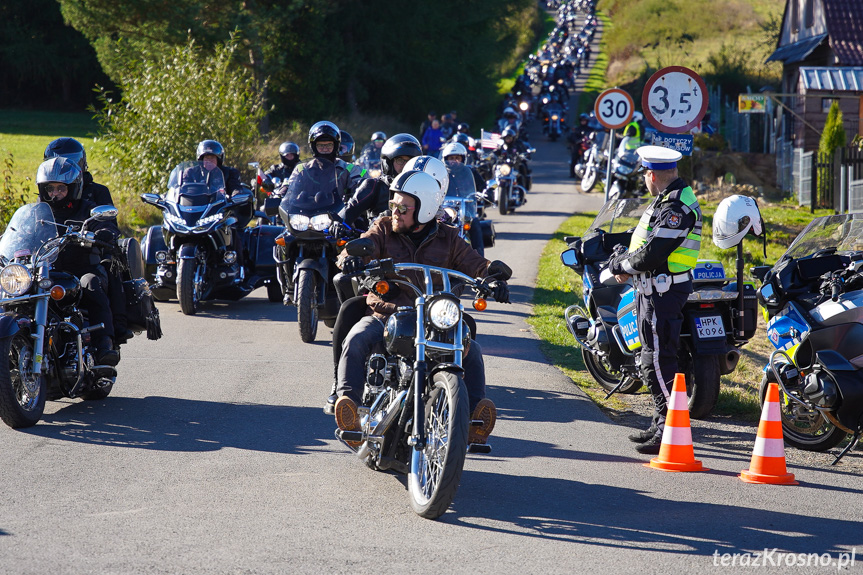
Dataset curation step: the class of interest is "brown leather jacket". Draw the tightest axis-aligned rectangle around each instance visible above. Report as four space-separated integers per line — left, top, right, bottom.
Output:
347 216 491 319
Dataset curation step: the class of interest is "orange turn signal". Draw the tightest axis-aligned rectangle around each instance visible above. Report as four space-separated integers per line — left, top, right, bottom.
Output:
50 285 66 300
275 236 286 246
375 281 390 295
337 239 347 247
473 298 487 311
464 222 471 231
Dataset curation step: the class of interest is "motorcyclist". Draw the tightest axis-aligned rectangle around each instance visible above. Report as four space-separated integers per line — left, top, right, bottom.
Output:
43 138 131 344
567 113 590 178
496 126 532 191
36 157 120 366
265 141 301 181
332 169 512 445
441 141 485 193
358 131 386 163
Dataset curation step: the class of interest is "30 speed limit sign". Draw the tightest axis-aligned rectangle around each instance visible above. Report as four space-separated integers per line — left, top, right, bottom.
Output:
642 66 708 133
594 88 634 130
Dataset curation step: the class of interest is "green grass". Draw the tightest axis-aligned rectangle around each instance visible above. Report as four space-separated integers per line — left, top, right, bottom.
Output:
528 196 831 419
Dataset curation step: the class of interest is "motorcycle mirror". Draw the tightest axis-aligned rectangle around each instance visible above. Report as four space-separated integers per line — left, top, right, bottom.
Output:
345 237 374 257
231 194 252 206
560 248 578 266
90 205 119 221
751 265 771 282
528 148 537 154
248 162 260 170
140 193 161 206
224 216 238 227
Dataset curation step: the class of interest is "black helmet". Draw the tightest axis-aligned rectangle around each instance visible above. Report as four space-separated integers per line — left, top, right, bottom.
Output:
196 140 225 166
579 113 589 122
381 133 422 178
371 131 387 142
454 133 471 148
36 157 83 204
502 126 518 140
278 141 300 164
456 123 471 135
339 131 355 161
44 137 87 172
308 121 340 160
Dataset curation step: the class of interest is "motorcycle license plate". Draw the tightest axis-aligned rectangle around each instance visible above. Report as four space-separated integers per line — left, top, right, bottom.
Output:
694 316 725 339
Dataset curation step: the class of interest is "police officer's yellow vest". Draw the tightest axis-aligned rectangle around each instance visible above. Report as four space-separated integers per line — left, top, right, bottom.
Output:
629 186 702 273
623 121 641 150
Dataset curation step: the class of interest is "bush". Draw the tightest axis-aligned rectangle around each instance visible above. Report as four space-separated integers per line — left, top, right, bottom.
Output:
93 35 266 228
0 153 32 232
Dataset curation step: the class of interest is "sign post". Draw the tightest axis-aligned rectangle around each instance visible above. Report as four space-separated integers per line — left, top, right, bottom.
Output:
594 88 634 201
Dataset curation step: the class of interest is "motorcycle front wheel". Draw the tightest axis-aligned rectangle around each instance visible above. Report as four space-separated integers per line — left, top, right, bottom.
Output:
582 348 642 394
408 370 469 520
758 374 847 451
498 186 510 216
297 269 319 343
581 165 598 192
0 331 46 428
177 258 200 316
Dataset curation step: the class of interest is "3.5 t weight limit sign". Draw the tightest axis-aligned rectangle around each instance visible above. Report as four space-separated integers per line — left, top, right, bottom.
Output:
642 66 708 134
594 88 634 130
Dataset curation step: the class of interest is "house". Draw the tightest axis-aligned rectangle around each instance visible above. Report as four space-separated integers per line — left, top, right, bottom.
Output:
767 0 863 150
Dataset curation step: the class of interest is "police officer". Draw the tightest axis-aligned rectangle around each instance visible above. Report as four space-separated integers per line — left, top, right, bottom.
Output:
607 146 702 455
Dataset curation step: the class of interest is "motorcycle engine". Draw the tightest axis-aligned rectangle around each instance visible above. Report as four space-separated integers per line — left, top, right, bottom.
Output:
586 321 609 352
802 367 839 409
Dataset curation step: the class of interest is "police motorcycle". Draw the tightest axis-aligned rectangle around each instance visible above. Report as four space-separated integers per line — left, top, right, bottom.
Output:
140 161 281 314
275 161 348 343
0 203 149 428
560 197 759 418
753 212 863 463
607 147 647 201
334 238 511 519
440 163 494 257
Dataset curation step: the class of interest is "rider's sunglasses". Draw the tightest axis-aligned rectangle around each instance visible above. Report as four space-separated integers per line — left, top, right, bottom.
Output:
388 201 416 214
45 184 68 194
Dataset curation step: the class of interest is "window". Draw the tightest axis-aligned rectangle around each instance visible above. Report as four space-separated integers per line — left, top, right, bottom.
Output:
822 98 836 113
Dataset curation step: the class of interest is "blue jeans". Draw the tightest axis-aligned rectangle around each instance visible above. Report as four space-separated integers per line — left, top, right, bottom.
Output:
337 316 487 413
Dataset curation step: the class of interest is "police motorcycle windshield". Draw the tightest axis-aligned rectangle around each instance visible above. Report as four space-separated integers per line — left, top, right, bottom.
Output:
280 162 343 216
589 197 649 233
0 203 58 263
782 214 863 260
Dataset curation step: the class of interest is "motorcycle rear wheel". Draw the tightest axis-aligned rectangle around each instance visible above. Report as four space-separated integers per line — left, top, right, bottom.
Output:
581 166 598 192
297 269 319 343
177 258 200 316
582 348 642 394
758 374 847 451
0 331 46 428
679 350 720 419
408 371 469 519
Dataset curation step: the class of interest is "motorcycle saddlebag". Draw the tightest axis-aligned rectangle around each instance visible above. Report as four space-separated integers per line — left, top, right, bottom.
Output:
118 237 146 281
480 220 495 248
124 278 162 340
242 225 281 272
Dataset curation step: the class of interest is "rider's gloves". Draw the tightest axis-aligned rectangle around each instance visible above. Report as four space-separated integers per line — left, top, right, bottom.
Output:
94 229 115 244
329 221 351 239
490 280 510 304
341 256 364 275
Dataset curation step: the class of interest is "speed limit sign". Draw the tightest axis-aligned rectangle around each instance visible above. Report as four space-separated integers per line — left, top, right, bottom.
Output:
642 66 708 133
594 88 634 130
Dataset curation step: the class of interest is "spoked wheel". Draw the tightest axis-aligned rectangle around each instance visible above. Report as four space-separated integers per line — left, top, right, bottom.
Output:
581 165 598 192
582 348 642 394
408 371 469 519
177 257 203 316
297 269 319 343
759 375 847 451
0 331 46 428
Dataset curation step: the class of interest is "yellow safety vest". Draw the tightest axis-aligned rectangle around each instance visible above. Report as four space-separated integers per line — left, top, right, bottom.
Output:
629 186 702 273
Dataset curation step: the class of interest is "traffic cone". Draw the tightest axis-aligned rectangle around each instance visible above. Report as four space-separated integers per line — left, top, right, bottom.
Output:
739 382 798 485
647 373 706 472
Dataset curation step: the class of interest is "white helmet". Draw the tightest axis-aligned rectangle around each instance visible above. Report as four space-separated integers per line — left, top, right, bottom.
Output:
713 194 764 249
390 170 443 225
403 155 449 197
440 142 467 162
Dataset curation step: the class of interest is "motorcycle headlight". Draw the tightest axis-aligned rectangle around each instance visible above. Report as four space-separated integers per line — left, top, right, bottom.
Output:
428 296 461 330
497 164 512 176
196 212 224 228
310 213 333 231
0 264 33 297
289 214 310 232
519 102 529 111
551 115 559 121
164 212 188 228
369 169 382 179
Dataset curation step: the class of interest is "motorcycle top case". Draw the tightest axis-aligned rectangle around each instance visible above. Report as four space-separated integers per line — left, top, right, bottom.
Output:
616 286 640 351
242 225 281 272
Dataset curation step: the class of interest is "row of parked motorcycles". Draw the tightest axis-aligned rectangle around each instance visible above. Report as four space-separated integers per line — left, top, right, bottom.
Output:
561 195 863 464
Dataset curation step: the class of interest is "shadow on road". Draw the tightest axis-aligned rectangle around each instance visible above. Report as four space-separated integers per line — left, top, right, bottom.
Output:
23 396 334 454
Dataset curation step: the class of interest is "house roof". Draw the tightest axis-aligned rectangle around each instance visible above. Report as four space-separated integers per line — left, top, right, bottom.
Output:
824 0 863 64
799 66 863 91
767 33 828 63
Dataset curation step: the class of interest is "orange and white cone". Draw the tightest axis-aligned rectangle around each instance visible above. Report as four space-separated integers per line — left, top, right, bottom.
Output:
647 373 706 472
739 381 798 485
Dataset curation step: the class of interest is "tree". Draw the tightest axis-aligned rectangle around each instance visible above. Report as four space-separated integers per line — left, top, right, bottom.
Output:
819 100 846 156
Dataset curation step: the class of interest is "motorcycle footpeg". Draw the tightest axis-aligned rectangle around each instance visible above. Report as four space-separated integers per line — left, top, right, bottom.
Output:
468 443 492 454
90 366 118 379
337 430 364 443
470 419 484 427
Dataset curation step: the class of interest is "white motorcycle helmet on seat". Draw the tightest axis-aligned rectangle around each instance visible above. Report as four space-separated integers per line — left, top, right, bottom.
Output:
713 194 764 249
390 170 444 226
403 155 449 197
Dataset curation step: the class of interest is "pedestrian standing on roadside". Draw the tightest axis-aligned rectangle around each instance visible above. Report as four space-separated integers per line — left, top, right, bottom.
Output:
607 146 702 455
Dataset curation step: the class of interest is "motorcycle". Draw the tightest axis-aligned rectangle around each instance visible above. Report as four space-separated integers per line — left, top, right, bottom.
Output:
140 161 282 313
248 161 283 226
334 238 511 519
559 197 758 418
579 130 608 193
753 213 863 463
542 103 565 141
276 161 347 342
440 163 494 257
0 203 156 428
607 148 647 200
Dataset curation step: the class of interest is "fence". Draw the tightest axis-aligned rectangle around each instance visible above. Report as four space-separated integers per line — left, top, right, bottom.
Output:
794 145 863 212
